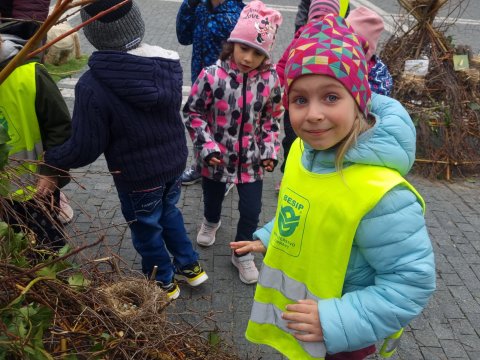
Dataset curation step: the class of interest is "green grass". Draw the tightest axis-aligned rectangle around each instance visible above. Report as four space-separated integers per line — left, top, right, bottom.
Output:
44 54 89 82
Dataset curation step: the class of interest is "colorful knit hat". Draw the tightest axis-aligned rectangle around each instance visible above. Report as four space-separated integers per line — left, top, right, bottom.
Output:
285 14 371 116
81 0 145 52
346 6 384 60
228 0 282 58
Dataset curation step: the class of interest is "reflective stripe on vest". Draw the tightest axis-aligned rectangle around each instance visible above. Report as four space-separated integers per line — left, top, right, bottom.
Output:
246 139 425 359
0 62 43 200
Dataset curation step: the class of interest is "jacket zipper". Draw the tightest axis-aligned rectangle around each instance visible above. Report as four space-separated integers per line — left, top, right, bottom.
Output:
237 72 248 182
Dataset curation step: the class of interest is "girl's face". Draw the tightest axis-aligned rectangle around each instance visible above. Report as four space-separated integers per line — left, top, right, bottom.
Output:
233 43 266 73
288 74 358 150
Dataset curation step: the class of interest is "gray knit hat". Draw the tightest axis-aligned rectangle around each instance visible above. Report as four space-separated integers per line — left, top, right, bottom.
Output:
81 0 145 51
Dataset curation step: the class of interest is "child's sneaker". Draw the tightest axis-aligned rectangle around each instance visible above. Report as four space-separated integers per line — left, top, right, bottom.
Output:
231 253 259 284
58 191 74 224
158 280 180 300
224 183 235 196
196 218 221 246
181 166 201 185
176 261 208 286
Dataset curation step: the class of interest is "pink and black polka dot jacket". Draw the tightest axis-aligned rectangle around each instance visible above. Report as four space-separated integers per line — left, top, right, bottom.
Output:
183 59 283 184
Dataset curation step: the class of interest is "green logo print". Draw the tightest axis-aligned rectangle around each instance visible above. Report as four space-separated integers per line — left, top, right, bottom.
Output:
0 108 8 132
278 205 300 237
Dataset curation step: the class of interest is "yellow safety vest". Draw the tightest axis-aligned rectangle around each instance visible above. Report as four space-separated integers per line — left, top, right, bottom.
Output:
246 139 424 359
0 62 43 201
340 0 349 17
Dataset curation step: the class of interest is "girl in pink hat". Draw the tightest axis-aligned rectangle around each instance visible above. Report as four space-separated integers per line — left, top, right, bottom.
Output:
183 0 283 285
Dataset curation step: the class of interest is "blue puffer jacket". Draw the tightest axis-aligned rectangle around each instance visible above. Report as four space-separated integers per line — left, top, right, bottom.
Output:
176 0 244 84
254 93 436 354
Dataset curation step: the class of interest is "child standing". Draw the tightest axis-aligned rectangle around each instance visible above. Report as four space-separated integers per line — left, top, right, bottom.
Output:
231 15 435 359
176 0 245 185
183 0 283 284
0 31 71 250
44 0 207 299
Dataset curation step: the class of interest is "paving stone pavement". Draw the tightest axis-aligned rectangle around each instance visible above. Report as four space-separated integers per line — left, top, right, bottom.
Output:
54 1 480 359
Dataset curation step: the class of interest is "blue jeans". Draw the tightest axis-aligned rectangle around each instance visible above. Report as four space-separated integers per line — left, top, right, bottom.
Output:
118 177 198 284
202 177 263 243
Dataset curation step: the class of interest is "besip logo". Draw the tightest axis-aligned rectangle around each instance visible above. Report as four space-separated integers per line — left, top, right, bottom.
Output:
278 205 300 237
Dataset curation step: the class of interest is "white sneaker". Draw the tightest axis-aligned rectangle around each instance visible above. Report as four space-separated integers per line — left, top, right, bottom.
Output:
231 252 259 284
196 218 221 247
58 191 74 224
224 183 235 196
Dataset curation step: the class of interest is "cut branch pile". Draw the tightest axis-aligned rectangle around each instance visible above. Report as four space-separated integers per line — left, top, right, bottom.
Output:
0 231 239 359
381 0 480 179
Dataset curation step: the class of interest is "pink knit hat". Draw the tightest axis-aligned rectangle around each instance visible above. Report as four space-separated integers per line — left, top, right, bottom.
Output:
308 0 340 22
346 6 384 60
285 14 371 116
228 0 282 58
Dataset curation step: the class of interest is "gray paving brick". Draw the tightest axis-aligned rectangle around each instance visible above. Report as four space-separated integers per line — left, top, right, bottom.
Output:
414 328 442 347
420 347 448 360
431 321 455 340
440 339 469 358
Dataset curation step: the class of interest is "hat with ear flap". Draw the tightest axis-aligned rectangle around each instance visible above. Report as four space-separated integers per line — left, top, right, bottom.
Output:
285 14 371 117
81 0 145 51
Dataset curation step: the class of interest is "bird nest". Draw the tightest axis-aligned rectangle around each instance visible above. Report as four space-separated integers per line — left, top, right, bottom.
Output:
98 279 169 319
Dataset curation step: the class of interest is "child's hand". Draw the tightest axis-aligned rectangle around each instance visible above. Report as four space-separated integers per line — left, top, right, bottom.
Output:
230 240 266 255
282 299 323 342
205 153 222 166
262 159 275 172
36 175 58 198
208 157 222 166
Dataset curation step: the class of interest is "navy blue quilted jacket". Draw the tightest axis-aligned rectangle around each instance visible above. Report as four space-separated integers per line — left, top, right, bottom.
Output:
176 0 244 84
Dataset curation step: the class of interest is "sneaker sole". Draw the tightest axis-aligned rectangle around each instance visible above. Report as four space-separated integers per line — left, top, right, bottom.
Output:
176 272 208 287
167 286 180 300
182 178 202 185
231 258 258 284
224 184 234 196
196 237 216 247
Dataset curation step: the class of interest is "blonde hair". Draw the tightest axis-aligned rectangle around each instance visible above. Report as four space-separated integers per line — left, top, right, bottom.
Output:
334 109 373 171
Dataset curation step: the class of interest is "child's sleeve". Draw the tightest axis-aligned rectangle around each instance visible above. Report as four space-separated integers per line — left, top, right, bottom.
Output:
208 5 244 41
368 56 394 96
34 64 71 183
276 28 303 88
176 0 198 45
44 80 110 172
253 218 275 248
182 68 220 161
317 186 436 353
258 74 283 162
